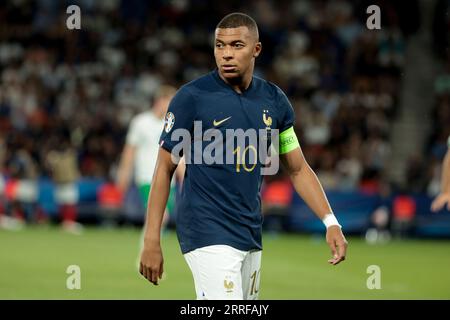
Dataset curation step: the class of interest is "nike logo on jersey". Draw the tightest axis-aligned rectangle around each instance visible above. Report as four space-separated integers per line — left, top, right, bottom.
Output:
213 116 231 126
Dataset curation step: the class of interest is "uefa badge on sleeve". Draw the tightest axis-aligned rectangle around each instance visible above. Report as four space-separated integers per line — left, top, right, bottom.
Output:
164 112 175 133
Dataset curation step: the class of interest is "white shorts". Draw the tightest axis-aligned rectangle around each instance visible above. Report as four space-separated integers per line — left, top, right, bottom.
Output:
183 245 262 300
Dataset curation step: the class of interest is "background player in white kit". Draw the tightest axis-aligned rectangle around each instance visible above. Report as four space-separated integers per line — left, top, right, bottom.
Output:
117 85 183 227
431 135 450 212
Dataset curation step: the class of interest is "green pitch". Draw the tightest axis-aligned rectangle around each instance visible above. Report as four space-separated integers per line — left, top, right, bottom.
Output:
1 226 450 299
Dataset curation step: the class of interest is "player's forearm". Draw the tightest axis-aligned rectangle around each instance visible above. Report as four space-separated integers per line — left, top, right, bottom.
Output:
289 164 333 220
142 148 178 244
143 166 174 244
441 150 450 194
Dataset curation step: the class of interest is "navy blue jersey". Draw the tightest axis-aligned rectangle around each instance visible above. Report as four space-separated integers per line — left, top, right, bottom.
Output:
159 69 295 254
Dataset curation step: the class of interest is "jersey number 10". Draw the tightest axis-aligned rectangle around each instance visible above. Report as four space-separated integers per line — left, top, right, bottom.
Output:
233 146 258 173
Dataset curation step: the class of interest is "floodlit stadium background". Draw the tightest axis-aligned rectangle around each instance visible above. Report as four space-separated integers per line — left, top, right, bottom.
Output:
1 0 450 299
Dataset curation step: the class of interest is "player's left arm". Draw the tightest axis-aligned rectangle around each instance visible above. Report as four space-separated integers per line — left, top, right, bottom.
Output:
279 132 348 265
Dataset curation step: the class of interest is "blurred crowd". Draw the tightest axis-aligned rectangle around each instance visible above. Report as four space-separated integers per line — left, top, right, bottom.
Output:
0 0 446 232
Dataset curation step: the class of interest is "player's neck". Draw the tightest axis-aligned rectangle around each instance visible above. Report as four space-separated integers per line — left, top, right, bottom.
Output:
218 70 253 94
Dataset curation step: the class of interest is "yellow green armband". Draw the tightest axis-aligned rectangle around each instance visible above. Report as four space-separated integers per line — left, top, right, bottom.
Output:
279 126 300 154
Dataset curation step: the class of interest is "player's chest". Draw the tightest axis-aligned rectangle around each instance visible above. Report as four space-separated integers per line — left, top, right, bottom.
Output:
195 94 278 131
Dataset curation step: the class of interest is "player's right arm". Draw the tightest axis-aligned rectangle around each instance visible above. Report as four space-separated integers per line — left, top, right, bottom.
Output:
431 139 450 212
139 86 196 285
139 147 178 285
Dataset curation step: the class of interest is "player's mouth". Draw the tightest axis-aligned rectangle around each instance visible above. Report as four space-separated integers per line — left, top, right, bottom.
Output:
222 65 237 72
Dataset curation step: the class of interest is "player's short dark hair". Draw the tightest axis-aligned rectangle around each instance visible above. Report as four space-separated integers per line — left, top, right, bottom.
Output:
216 12 259 40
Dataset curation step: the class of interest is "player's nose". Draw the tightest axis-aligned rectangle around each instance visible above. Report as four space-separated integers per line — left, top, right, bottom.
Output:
223 47 233 59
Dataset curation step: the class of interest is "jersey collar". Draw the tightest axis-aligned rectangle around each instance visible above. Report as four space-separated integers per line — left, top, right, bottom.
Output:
212 68 254 95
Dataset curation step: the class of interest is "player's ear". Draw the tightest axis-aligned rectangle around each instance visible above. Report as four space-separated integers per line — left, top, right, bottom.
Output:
253 42 262 58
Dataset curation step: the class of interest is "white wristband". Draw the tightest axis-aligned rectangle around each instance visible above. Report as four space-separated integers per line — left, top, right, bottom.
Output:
322 213 342 229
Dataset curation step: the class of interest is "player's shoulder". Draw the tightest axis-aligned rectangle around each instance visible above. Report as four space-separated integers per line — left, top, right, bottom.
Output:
177 71 217 96
253 74 286 100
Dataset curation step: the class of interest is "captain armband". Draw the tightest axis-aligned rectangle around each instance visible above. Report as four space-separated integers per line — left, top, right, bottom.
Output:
279 126 300 154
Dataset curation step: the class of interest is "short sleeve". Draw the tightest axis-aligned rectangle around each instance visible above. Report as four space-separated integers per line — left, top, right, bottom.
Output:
159 87 196 153
276 87 295 133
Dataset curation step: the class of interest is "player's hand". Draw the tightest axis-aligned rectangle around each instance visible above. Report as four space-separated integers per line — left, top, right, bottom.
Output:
326 225 348 266
431 193 450 212
139 241 164 285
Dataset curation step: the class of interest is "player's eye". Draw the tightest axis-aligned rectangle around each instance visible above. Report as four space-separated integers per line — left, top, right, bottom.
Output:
216 43 224 48
234 43 244 48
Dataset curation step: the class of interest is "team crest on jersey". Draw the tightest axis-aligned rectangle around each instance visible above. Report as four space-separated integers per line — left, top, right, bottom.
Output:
164 112 175 133
224 279 234 293
262 109 272 142
262 109 272 127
